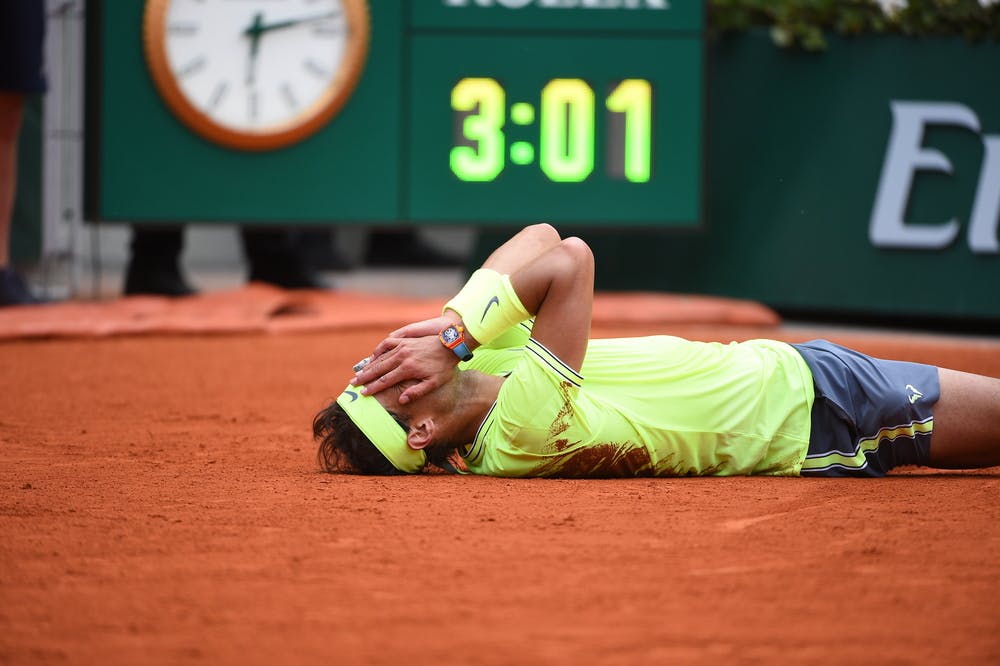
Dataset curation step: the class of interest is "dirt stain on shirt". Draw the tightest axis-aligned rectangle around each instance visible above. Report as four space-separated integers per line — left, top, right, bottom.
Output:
537 442 654 478
546 381 576 441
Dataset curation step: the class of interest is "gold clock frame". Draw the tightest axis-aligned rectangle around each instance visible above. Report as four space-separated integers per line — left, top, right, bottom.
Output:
142 0 370 151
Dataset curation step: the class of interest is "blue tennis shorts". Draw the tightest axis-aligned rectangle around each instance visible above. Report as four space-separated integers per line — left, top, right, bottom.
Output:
792 340 940 477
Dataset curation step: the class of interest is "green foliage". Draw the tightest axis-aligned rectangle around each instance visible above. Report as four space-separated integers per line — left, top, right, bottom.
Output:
709 0 1000 50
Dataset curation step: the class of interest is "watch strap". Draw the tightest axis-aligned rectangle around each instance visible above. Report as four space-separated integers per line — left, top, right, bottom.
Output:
451 340 473 362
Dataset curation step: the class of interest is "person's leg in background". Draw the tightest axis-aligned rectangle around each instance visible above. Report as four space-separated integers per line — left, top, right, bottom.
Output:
124 225 195 296
241 227 328 289
364 229 464 268
0 1 46 307
299 227 467 271
0 93 38 305
297 228 354 271
124 225 331 296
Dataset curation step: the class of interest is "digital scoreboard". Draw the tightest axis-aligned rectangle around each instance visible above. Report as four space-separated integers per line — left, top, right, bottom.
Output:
86 0 705 227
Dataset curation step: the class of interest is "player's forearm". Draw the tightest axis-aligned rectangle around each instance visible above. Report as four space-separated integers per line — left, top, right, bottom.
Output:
442 224 560 345
446 235 592 360
354 232 591 401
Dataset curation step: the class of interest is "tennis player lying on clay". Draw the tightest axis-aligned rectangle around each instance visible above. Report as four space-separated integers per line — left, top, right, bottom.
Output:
313 224 1000 477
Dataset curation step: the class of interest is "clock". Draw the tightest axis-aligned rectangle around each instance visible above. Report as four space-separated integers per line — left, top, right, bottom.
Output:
450 77 653 184
142 0 370 151
407 32 704 225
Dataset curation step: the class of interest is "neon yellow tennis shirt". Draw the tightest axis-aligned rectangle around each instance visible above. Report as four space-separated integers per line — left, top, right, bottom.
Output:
462 334 815 477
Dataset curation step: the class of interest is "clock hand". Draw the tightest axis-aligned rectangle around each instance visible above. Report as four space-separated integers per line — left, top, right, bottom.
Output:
243 10 337 85
244 11 264 86
243 10 341 38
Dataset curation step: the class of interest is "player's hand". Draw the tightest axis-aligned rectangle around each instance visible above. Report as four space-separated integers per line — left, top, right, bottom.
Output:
362 313 463 364
352 315 462 404
383 314 460 346
352 334 458 404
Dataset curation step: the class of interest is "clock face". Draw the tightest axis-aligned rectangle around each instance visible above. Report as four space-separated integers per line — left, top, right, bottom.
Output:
143 0 369 151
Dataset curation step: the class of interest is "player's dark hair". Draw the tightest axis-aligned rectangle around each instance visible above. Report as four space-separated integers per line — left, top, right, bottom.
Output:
312 401 411 475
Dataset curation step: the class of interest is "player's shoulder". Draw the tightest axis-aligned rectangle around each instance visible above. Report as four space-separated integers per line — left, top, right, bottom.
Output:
484 337 586 425
522 337 584 388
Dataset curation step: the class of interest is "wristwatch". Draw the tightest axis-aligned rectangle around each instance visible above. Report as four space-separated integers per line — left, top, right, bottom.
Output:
439 324 473 362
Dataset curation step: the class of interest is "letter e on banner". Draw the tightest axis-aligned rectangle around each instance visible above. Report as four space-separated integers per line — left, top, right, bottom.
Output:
869 101 980 250
870 101 1000 254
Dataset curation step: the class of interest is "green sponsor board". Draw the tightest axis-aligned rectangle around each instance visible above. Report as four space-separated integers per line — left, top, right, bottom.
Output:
698 31 1000 321
85 0 705 227
488 30 996 322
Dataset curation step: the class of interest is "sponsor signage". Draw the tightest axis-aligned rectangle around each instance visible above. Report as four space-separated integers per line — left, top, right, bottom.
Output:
870 101 999 254
545 31 999 322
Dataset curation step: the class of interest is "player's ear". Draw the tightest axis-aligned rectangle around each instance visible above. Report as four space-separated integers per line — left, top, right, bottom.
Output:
406 417 435 450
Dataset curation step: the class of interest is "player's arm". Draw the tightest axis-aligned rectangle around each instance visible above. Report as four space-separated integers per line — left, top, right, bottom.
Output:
356 234 593 404
353 225 564 399
360 224 559 351
504 237 593 372
432 234 593 371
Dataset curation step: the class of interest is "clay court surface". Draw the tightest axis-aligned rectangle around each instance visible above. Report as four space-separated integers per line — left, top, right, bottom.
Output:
2 289 999 665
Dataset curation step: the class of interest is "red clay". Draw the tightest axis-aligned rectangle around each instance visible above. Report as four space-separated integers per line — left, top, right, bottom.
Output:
0 287 782 340
2 327 999 665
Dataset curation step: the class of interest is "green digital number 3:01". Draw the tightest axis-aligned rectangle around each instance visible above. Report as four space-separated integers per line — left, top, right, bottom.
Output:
450 77 652 184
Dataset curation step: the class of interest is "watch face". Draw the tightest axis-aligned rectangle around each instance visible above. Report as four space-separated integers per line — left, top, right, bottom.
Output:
143 0 369 150
441 326 460 344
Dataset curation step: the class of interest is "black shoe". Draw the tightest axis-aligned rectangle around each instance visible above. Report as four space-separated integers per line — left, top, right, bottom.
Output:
298 229 356 271
0 267 42 306
243 228 331 289
123 262 196 297
364 231 465 268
